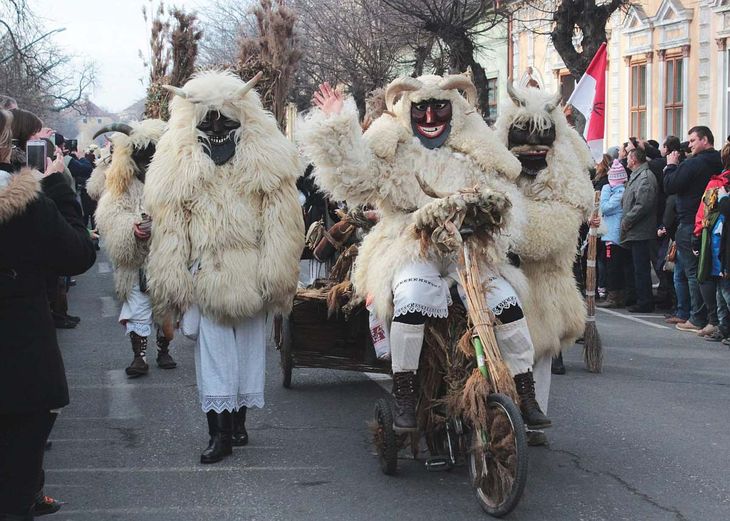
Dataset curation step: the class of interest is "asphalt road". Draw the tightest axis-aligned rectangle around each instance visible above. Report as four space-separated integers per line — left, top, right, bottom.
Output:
44 253 730 521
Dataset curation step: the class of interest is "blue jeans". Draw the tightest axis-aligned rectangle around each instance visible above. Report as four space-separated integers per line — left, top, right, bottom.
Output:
717 280 730 335
673 253 691 320
675 224 707 326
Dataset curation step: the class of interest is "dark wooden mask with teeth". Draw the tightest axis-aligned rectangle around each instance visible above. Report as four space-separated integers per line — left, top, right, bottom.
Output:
411 99 452 149
197 111 241 165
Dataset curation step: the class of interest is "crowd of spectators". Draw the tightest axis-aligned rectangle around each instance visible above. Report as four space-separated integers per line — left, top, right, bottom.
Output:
593 125 730 344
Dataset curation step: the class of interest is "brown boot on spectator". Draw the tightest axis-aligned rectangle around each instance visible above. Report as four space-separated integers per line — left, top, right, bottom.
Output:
597 290 623 309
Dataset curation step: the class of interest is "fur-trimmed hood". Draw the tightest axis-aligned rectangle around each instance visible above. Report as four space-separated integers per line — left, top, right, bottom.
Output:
494 86 594 217
0 169 40 225
105 119 167 198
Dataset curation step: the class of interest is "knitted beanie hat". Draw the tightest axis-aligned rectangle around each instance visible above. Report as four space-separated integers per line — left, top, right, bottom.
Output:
608 159 627 186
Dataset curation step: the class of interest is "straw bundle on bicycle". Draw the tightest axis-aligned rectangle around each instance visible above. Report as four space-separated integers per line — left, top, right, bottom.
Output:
583 191 603 373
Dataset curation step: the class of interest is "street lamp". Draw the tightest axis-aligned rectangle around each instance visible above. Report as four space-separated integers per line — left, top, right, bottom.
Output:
0 27 67 66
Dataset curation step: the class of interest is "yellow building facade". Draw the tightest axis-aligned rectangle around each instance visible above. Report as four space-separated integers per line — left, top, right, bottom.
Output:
505 0 730 148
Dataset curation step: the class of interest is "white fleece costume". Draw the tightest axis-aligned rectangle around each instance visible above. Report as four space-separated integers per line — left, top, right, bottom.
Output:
495 86 594 411
95 119 166 338
144 71 303 412
300 74 536 377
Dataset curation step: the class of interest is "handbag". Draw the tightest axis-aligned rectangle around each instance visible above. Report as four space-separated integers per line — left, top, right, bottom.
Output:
666 240 676 263
664 239 676 272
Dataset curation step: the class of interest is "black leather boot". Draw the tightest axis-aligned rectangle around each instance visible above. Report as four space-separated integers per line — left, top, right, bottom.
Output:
232 407 249 447
392 372 418 431
200 411 233 464
125 332 149 377
32 490 63 516
513 371 552 429
155 332 177 369
551 352 566 375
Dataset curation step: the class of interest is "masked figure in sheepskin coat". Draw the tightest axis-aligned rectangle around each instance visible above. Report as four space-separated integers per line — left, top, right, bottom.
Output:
300 77 550 432
144 70 303 464
85 145 111 202
494 85 594 440
94 119 178 378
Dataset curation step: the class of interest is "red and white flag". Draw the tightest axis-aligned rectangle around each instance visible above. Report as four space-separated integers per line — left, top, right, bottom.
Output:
567 42 607 162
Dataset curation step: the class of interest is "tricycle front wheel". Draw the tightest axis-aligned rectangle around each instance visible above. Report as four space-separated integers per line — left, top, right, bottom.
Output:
468 392 528 517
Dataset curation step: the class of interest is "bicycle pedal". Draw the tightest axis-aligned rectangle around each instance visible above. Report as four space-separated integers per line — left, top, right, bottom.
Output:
425 457 452 472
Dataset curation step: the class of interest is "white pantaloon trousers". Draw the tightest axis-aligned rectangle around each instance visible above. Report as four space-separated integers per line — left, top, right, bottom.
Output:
118 284 153 337
389 261 535 376
194 312 267 413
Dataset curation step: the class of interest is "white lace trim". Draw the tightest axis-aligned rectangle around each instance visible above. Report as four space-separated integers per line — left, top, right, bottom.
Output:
492 296 519 316
200 393 264 413
394 302 450 319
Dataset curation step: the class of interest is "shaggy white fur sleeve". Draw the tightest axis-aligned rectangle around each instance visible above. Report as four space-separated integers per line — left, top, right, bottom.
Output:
258 185 305 315
86 167 106 202
95 192 148 269
298 100 380 207
145 205 193 320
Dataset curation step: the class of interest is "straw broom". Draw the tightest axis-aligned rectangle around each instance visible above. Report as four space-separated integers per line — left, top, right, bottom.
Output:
457 243 519 402
583 191 603 373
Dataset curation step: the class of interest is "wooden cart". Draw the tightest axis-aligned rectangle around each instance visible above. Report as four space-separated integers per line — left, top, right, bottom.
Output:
275 287 391 388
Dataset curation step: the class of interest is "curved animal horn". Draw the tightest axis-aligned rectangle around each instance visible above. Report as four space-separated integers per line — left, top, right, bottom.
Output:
506 83 526 107
384 77 422 112
93 123 133 140
544 92 562 113
439 75 477 106
415 173 450 199
237 71 263 98
162 85 188 99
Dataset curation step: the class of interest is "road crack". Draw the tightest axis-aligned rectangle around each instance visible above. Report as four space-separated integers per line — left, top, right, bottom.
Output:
550 448 688 521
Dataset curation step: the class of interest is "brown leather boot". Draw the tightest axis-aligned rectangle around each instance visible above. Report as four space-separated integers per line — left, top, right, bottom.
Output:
514 371 551 429
596 290 624 309
125 332 149 377
155 332 177 369
392 372 418 431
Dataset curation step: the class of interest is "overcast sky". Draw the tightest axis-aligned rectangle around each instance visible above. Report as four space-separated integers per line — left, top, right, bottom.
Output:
32 0 201 112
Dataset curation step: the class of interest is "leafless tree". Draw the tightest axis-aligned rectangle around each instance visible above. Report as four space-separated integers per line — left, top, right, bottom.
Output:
141 2 201 120
380 0 509 116
199 0 257 65
516 0 630 80
237 0 301 126
0 0 96 118
294 0 408 115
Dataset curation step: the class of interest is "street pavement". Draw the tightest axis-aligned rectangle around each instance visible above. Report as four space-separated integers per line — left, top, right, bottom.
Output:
44 253 730 521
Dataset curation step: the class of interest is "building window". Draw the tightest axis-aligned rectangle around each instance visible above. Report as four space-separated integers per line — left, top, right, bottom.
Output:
82 117 87 124
485 77 498 123
629 61 647 138
97 118 102 124
664 55 683 137
559 72 575 104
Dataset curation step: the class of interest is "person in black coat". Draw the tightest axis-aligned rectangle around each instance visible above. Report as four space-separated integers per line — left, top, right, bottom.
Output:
0 109 96 520
664 126 723 331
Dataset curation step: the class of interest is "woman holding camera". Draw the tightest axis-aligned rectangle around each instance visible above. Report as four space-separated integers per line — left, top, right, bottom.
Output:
0 109 96 520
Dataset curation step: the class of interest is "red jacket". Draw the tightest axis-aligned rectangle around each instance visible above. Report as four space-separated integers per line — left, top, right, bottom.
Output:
694 170 730 236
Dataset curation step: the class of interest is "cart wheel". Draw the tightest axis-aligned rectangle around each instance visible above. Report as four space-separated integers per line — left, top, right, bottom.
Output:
279 316 293 389
373 398 398 475
468 393 528 518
